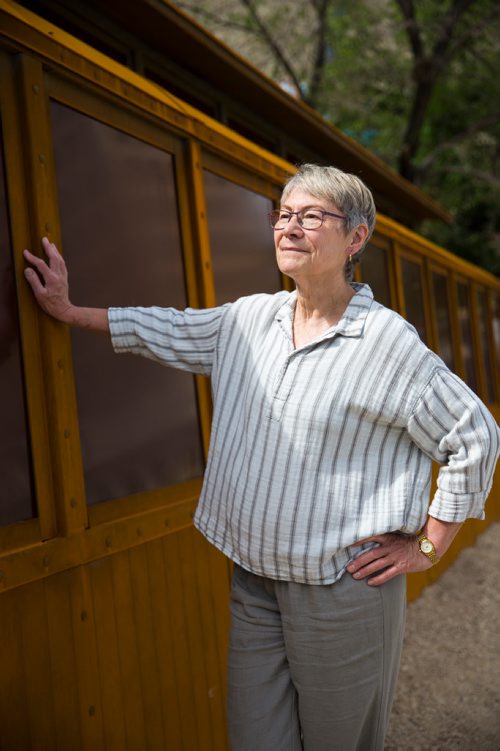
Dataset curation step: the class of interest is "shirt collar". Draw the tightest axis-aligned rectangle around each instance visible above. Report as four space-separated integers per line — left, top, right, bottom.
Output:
275 283 374 343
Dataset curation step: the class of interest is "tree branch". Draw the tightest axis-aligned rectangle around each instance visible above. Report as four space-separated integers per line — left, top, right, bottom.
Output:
445 8 500 62
238 0 305 98
394 0 483 180
394 0 425 62
430 164 500 188
305 0 330 107
431 0 481 70
415 110 500 180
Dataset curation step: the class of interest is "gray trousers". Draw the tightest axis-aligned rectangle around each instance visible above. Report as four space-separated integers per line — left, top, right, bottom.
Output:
227 564 406 751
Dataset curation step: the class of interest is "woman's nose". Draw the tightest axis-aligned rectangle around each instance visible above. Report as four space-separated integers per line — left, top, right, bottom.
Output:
283 214 303 234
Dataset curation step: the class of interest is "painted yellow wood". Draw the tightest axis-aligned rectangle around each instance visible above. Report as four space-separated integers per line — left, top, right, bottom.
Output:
486 290 499 403
447 271 467 382
0 51 57 542
16 580 57 745
110 551 148 748
391 241 406 317
43 568 84 750
0 587 31 749
0 494 198 593
87 557 128 751
128 544 167 750
185 141 217 310
17 53 87 535
145 539 184 750
469 281 489 404
176 142 215 457
162 530 206 750
70 567 106 750
0 6 498 750
376 214 500 288
191 529 230 750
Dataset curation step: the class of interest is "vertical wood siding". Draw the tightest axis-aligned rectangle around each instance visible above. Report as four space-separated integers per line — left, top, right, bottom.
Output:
0 528 231 751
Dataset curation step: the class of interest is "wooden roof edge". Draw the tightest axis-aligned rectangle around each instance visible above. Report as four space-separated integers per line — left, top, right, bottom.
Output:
101 0 453 224
376 214 500 287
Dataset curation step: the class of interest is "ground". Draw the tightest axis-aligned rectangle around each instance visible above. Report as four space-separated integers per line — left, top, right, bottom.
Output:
385 522 500 750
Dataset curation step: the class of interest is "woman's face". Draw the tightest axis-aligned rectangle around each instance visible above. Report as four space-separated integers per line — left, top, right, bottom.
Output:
274 188 362 287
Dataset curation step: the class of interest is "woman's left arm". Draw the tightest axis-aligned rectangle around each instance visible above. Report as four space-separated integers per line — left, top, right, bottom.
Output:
348 367 499 586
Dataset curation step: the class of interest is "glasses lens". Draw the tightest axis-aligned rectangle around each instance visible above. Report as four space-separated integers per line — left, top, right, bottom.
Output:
270 210 290 228
300 210 323 229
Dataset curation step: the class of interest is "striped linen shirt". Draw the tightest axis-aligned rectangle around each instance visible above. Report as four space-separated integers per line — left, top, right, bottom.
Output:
109 284 499 584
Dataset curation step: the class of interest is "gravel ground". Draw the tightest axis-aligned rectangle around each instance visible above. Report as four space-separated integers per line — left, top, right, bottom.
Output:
385 522 500 750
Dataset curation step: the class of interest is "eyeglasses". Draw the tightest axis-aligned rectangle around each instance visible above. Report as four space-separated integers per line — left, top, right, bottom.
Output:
269 208 346 230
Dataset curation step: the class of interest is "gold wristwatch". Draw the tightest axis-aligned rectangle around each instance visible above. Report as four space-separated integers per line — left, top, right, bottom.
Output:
417 531 440 565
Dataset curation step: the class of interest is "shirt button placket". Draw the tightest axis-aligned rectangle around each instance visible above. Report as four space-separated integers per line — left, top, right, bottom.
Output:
271 354 299 422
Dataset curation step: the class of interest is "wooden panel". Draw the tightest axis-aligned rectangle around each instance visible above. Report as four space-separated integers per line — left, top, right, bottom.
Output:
87 559 127 751
16 580 57 746
0 50 57 543
146 539 184 750
0 587 31 750
44 569 84 750
128 544 167 750
70 568 105 750
17 53 87 535
161 531 205 749
110 551 147 748
191 528 230 748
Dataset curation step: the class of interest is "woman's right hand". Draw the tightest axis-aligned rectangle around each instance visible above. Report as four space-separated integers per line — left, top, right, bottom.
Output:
23 237 74 323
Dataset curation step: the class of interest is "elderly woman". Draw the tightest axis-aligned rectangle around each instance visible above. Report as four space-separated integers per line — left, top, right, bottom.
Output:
24 164 498 751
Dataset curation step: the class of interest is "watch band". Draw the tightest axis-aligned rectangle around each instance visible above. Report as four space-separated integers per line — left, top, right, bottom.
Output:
417 531 440 565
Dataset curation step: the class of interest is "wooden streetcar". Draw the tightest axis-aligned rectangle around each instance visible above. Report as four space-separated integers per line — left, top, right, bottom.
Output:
0 1 498 748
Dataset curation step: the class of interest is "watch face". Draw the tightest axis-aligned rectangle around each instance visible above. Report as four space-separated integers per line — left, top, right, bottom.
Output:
421 540 433 554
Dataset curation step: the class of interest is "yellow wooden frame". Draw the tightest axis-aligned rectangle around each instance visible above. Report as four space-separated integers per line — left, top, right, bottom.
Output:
426 263 459 372
0 0 498 596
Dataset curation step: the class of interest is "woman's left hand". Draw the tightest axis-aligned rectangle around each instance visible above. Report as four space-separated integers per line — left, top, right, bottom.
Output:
347 532 432 586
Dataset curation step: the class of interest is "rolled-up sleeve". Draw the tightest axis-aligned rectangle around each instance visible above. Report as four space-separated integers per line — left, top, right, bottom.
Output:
108 304 229 376
407 368 500 521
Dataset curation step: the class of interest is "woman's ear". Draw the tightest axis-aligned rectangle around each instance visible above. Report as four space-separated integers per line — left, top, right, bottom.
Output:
349 224 369 255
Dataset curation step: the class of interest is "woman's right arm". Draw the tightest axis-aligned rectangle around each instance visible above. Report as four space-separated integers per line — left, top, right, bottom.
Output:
23 237 109 333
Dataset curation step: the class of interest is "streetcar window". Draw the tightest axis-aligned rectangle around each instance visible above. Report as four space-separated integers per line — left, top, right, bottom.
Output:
431 272 455 371
456 282 478 393
359 243 392 308
50 102 204 505
400 256 428 343
476 288 496 403
0 136 36 525
203 170 280 304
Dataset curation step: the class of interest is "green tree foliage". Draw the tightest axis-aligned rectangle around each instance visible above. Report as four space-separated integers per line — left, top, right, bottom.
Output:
176 0 500 274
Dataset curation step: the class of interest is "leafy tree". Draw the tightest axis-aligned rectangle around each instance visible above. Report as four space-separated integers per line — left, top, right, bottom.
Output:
176 0 500 274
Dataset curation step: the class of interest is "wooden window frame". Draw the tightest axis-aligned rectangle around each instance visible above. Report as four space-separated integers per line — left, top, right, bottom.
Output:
1 7 499 592
0 19 294 589
474 283 497 404
454 274 484 399
356 231 398 310
395 245 434 349
427 264 460 371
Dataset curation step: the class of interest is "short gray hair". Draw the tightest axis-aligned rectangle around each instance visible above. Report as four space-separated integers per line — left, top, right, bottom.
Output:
281 164 376 281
